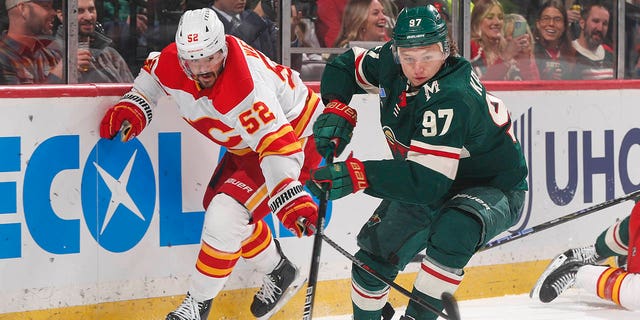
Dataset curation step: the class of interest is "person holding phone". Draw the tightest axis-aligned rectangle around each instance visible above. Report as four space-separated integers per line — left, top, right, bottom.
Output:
500 13 539 80
469 0 539 80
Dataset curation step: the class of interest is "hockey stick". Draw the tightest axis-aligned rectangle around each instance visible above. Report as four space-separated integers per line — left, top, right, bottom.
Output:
320 233 461 320
302 155 333 320
481 189 640 251
120 120 132 142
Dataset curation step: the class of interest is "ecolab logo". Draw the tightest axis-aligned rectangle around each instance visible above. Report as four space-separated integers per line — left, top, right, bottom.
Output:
0 133 205 259
0 132 328 260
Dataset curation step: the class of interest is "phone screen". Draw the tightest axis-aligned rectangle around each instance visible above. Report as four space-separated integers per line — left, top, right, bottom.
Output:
513 21 528 38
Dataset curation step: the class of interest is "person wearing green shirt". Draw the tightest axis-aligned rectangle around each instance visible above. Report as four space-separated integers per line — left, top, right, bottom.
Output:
306 4 528 320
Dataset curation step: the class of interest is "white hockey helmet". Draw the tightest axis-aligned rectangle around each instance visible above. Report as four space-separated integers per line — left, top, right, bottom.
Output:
175 8 227 78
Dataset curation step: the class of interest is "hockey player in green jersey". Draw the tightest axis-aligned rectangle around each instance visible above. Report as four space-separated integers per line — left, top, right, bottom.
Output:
305 4 529 320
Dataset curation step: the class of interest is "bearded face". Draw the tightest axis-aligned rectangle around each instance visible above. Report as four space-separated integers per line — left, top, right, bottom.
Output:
580 6 610 50
24 2 56 36
78 0 97 39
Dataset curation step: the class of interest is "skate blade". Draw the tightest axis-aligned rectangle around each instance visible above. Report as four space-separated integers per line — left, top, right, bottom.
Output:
529 253 568 300
256 267 307 320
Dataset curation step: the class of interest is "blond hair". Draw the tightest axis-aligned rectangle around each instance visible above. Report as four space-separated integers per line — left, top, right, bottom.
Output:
333 0 380 48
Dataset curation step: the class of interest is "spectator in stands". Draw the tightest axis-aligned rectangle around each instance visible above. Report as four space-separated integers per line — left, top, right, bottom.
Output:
501 14 539 80
470 0 539 80
0 0 63 84
572 2 614 80
533 0 577 80
54 0 133 83
211 0 279 60
333 0 390 48
316 0 396 48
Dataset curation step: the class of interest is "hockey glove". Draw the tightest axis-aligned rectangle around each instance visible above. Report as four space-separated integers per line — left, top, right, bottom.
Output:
305 154 369 200
100 101 147 142
269 180 318 237
313 100 357 159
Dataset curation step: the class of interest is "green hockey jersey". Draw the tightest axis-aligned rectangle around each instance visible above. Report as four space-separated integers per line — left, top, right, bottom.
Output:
320 42 528 205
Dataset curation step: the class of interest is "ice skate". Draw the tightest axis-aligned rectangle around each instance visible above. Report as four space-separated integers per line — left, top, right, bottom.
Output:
536 260 583 303
251 240 304 319
166 292 212 320
530 245 599 300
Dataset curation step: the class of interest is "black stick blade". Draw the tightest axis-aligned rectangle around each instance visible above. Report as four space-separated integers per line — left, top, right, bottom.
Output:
441 292 461 320
381 302 395 320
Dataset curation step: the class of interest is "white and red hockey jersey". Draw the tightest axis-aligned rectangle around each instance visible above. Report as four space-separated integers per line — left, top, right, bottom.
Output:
120 35 323 195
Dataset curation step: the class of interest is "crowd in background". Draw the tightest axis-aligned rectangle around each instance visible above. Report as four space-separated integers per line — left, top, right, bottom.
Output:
2 0 640 84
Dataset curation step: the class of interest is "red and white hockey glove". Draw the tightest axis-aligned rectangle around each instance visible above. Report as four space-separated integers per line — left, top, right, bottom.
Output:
269 180 318 237
100 94 150 142
305 153 369 200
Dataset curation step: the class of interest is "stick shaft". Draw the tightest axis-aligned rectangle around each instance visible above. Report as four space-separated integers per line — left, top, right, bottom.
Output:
482 189 640 250
302 156 332 319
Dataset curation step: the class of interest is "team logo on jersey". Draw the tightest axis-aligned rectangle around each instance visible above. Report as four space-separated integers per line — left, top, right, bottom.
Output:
423 80 440 102
81 138 156 253
366 213 381 227
383 126 409 158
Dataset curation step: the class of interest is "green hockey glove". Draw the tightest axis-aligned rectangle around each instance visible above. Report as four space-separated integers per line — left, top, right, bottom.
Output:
313 100 357 159
306 153 369 200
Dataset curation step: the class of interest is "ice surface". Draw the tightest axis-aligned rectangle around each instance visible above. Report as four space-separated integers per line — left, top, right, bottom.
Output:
317 289 640 319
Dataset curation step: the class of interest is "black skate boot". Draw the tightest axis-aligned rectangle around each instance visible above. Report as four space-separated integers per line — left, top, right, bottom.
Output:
250 239 301 319
537 260 583 303
166 292 212 320
530 245 599 300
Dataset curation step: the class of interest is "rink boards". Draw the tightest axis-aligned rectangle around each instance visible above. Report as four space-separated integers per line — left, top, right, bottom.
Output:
1 80 640 319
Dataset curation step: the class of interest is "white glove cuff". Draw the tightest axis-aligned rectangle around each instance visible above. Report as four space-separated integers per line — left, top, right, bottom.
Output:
268 180 306 214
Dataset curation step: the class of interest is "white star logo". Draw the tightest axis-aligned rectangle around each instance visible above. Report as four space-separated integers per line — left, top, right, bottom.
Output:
93 150 146 234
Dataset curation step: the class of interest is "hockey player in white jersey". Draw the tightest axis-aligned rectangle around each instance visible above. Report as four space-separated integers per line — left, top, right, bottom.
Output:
99 8 324 320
